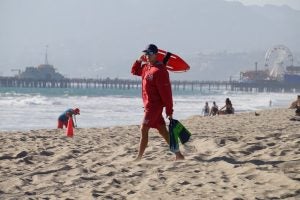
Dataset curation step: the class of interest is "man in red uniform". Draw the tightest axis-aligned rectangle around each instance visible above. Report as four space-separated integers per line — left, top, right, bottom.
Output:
131 44 184 161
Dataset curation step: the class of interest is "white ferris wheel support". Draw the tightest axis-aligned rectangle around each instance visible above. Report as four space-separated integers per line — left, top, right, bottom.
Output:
264 45 294 79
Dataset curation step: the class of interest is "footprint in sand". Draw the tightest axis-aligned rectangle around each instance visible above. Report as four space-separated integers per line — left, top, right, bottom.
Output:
127 190 136 195
255 136 269 140
17 156 34 165
221 174 230 183
24 191 37 196
266 142 276 147
279 149 291 156
182 144 197 153
120 168 130 173
39 150 54 156
245 144 266 154
194 183 203 187
128 170 145 178
178 180 190 185
16 151 28 158
215 138 226 146
245 174 257 180
92 189 105 198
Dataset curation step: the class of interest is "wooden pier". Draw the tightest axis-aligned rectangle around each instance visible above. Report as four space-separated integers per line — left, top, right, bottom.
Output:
0 77 300 93
231 80 300 93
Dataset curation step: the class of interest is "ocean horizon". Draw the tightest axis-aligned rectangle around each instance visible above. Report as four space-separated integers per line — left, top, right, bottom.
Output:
0 87 297 132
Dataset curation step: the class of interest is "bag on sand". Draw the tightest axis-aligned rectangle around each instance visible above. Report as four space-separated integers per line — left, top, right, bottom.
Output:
168 119 191 153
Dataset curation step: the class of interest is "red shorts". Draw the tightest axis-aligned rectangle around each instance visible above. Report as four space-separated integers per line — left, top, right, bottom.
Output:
57 120 68 129
143 107 166 129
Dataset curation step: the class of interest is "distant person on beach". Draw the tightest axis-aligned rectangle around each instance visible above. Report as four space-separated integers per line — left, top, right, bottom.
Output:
218 98 234 115
202 102 210 116
131 44 184 161
289 95 300 116
57 108 80 128
210 101 219 116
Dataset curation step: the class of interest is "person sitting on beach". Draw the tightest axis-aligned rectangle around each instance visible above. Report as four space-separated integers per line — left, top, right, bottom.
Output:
218 98 234 115
209 101 219 116
57 108 80 129
202 102 210 116
289 95 300 116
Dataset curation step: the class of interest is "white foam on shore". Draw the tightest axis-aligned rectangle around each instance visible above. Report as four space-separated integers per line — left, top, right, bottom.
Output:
0 91 297 131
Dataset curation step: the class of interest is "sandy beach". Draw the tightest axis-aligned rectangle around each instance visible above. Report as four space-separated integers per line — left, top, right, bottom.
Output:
0 108 299 200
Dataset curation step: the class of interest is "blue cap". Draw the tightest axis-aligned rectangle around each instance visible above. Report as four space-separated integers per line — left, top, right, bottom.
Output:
142 44 158 55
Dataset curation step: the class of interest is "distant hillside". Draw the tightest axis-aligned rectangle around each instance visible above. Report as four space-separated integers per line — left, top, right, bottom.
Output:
122 0 300 53
117 0 300 80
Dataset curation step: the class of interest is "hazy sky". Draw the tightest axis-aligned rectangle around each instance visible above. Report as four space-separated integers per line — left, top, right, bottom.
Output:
0 0 299 80
226 0 300 10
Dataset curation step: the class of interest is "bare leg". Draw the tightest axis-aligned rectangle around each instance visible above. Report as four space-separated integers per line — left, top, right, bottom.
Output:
157 125 185 160
135 124 150 161
218 111 225 115
157 124 169 143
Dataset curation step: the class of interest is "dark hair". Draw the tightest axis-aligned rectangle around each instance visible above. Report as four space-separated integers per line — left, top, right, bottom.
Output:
226 98 232 105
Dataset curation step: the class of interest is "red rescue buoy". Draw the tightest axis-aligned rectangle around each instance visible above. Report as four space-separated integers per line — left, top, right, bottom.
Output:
140 49 190 72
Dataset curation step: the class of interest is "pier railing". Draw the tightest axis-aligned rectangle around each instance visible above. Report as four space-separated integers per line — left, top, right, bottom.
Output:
0 77 300 92
0 77 231 91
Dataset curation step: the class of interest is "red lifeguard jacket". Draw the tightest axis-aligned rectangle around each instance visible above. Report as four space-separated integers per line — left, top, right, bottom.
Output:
131 60 173 116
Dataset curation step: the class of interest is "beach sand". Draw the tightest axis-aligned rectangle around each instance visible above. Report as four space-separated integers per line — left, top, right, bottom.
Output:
0 108 299 200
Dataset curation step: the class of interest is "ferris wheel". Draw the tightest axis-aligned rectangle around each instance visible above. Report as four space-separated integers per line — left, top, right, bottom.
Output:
264 45 294 80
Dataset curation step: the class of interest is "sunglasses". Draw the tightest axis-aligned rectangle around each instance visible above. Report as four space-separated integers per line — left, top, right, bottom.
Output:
145 52 155 56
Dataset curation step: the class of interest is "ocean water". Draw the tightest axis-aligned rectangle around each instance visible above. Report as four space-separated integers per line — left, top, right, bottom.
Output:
0 87 297 131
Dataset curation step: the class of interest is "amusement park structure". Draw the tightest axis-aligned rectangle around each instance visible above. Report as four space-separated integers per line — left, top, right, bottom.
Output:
240 45 300 84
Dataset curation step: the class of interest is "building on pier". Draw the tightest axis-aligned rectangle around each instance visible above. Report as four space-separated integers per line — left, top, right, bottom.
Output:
14 46 64 80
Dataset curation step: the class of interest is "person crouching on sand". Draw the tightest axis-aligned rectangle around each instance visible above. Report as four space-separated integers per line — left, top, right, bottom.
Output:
131 44 184 161
57 108 80 129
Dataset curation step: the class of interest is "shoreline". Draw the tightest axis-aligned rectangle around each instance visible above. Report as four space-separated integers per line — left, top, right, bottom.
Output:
0 106 290 133
0 108 299 199
1 89 298 132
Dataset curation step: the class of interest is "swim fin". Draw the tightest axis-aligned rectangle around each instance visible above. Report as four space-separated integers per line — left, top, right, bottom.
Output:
169 119 179 153
169 119 191 153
